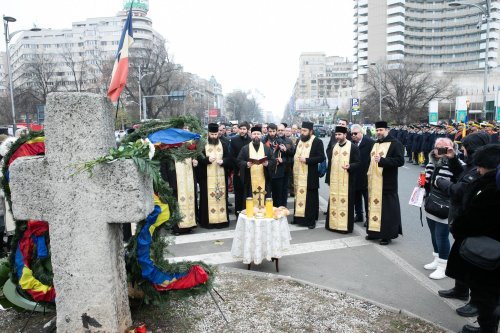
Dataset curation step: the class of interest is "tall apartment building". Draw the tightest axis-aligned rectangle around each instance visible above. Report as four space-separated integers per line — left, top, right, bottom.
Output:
295 53 354 99
7 0 158 94
354 0 500 78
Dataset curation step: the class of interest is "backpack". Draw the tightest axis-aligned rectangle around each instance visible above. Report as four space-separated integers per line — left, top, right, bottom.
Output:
318 159 327 178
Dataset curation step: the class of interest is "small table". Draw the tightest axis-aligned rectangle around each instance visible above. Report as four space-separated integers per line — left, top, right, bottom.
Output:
230 214 291 272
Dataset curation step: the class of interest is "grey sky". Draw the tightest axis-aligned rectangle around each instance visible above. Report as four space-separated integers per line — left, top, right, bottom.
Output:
2 0 353 120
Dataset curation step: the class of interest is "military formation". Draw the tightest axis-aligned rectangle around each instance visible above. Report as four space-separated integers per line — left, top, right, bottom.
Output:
389 122 500 166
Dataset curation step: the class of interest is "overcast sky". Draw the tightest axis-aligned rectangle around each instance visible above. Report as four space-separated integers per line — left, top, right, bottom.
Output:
2 0 353 121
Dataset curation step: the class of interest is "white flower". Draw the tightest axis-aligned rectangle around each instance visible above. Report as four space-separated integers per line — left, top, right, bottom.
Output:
143 138 156 160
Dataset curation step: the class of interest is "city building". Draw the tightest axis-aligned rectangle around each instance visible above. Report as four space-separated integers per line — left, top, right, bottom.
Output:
7 0 158 95
2 0 222 124
354 0 500 77
353 0 500 120
293 52 354 124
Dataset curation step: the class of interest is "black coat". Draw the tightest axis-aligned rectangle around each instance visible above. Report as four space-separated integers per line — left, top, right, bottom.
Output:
353 136 375 190
435 156 478 226
294 137 325 190
446 171 500 291
262 136 288 179
230 134 251 173
375 135 405 192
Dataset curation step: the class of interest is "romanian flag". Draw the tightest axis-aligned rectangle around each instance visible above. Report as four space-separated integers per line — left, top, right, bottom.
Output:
107 7 134 102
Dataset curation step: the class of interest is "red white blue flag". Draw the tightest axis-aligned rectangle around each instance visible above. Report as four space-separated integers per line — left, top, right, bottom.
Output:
107 8 134 102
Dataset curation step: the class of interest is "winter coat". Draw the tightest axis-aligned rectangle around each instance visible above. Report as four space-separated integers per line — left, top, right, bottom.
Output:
445 170 500 291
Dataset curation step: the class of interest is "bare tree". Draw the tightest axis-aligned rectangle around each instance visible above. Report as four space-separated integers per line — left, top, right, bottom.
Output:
125 40 185 119
59 45 93 92
363 62 455 124
18 52 61 105
225 90 264 123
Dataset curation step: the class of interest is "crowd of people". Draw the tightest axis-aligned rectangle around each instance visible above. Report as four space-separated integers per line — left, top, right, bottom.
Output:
0 118 498 333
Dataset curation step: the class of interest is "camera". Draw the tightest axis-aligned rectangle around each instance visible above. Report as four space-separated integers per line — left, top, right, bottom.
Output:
437 147 448 155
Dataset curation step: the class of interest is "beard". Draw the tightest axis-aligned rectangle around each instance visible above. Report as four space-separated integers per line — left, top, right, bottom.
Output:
300 134 311 142
208 137 219 145
252 137 261 148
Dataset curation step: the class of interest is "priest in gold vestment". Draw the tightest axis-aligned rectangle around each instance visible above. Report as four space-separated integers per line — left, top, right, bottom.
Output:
197 123 233 228
366 121 405 245
325 126 360 234
292 121 326 229
237 126 274 208
160 146 199 235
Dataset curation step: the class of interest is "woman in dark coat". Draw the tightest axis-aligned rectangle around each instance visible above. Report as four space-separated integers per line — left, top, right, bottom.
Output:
446 144 500 333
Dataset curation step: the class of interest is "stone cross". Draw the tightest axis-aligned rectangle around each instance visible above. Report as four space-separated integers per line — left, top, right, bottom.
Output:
9 93 154 332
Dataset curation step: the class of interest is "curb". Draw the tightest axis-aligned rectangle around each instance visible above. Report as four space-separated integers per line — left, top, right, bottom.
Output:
218 266 454 333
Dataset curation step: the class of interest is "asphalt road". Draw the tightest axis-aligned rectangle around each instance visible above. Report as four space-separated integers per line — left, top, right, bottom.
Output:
167 136 471 332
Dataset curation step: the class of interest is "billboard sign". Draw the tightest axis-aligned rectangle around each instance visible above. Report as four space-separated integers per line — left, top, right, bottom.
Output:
455 96 469 123
351 98 360 111
428 100 438 125
209 108 219 117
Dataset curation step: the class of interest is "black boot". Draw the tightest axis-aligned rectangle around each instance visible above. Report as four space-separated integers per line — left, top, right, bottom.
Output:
456 302 479 317
460 324 480 333
438 288 469 301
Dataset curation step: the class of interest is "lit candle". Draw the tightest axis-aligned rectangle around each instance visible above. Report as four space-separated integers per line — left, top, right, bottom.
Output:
246 197 254 217
265 198 273 218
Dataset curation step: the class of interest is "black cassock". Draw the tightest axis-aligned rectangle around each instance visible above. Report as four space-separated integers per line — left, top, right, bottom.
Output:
293 137 325 227
197 141 233 229
366 135 405 240
237 143 275 205
160 159 198 234
325 142 360 233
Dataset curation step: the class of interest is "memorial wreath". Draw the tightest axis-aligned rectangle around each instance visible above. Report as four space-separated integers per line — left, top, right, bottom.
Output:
2 116 214 306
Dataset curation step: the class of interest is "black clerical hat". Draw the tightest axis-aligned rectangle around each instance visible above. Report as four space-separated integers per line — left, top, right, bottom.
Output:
208 123 219 133
301 121 314 130
375 121 388 129
335 126 347 134
250 126 262 133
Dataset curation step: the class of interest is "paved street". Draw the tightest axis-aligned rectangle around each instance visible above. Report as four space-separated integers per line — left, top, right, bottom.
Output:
166 137 471 332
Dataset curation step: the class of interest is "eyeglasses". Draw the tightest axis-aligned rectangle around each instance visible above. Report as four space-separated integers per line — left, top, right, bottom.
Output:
277 129 284 131
351 132 360 135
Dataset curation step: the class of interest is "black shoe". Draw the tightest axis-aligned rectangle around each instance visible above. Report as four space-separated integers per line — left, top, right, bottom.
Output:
365 235 377 240
456 303 479 317
354 215 364 222
379 239 391 245
408 160 413 163
460 324 481 333
363 222 367 227
438 288 469 301
307 224 315 229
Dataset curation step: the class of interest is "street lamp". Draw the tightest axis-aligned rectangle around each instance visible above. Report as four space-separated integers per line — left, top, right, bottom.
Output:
137 66 152 121
449 0 491 119
3 15 41 135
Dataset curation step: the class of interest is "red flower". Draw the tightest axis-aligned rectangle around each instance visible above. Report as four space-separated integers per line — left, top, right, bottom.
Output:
187 143 197 150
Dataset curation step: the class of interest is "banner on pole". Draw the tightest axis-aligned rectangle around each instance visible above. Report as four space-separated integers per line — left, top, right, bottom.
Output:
428 100 438 125
455 96 469 123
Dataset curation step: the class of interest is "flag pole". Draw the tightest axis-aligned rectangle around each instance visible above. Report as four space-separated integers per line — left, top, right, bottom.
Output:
116 97 121 120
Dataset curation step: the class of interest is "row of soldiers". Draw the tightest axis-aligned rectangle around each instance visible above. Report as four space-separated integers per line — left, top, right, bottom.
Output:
389 122 499 166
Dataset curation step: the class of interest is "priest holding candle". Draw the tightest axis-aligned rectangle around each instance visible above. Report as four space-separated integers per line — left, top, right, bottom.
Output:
325 126 360 234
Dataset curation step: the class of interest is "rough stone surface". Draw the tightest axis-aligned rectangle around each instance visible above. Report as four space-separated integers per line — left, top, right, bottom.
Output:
9 93 154 332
